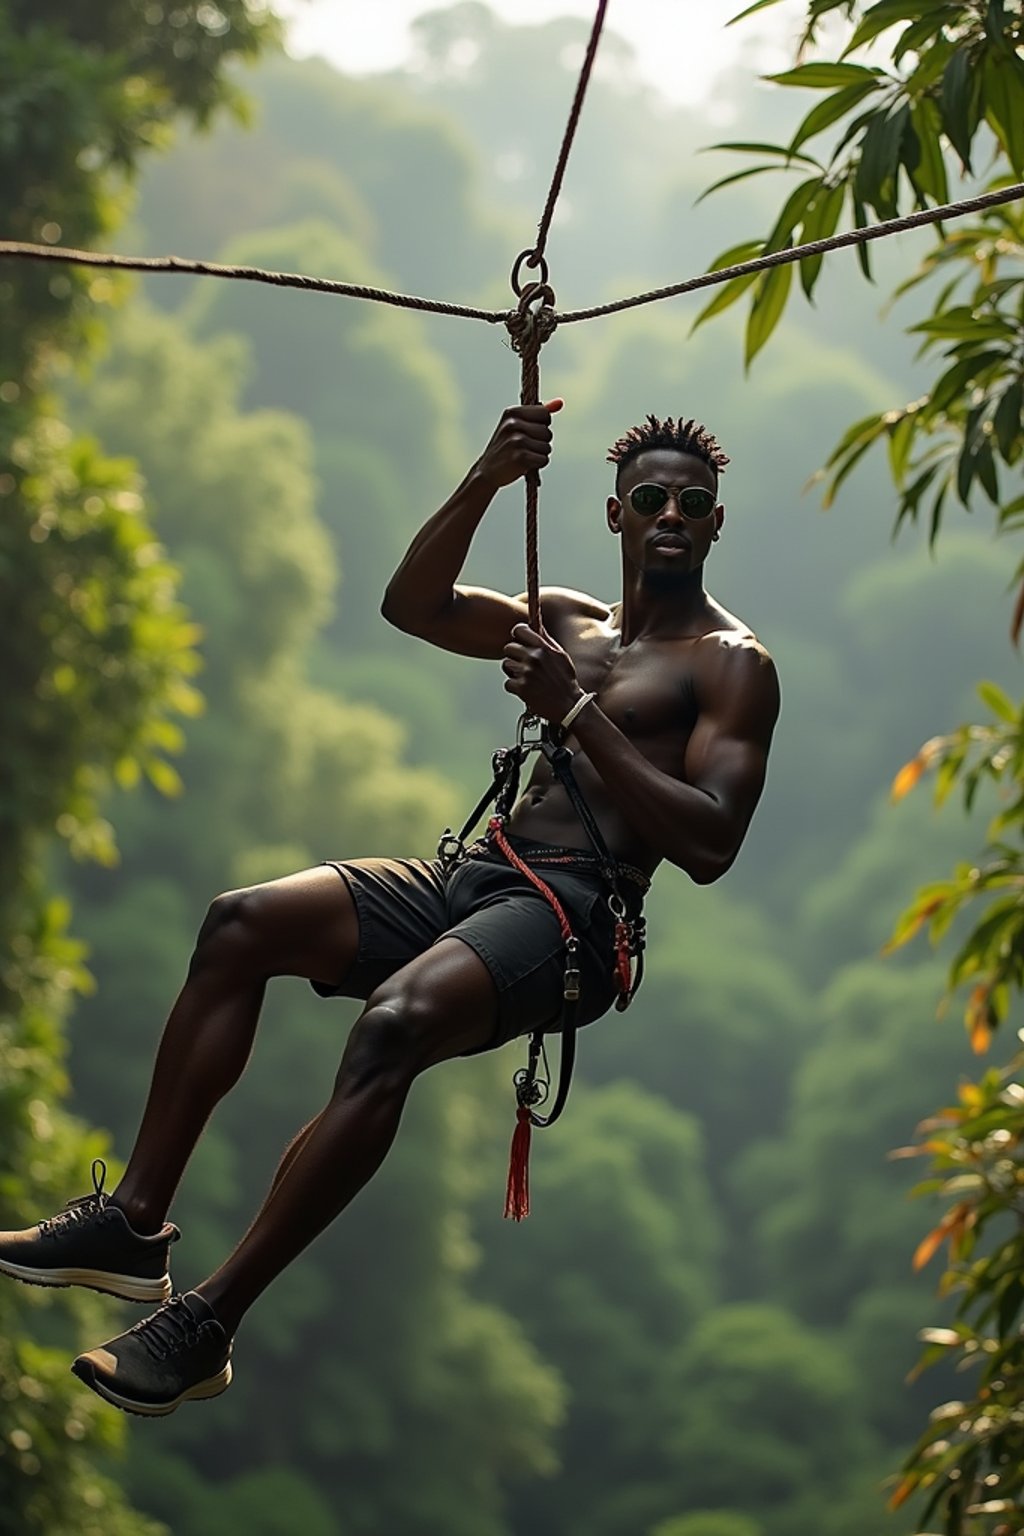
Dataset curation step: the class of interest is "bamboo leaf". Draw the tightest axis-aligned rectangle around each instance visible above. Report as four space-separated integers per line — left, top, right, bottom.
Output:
887 410 917 484
800 181 845 298
767 62 886 89
983 51 1024 177
993 379 1022 461
998 494 1024 528
691 267 763 333
893 10 960 68
728 0 786 25
974 440 999 504
842 0 941 57
855 102 911 217
852 196 874 280
1012 577 1024 647
909 98 950 204
824 411 888 467
941 49 975 170
790 79 885 153
745 260 794 368
694 165 782 205
764 176 825 253
703 141 825 168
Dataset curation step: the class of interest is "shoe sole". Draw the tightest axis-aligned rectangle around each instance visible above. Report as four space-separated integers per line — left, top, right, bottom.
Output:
70 1359 233 1417
0 1256 171 1304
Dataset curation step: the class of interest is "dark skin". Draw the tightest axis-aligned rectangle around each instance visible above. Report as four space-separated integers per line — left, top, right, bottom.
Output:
382 400 780 883
91 402 776 1351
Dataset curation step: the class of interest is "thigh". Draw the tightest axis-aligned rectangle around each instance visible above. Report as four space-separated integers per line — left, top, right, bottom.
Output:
310 857 447 1001
219 865 363 984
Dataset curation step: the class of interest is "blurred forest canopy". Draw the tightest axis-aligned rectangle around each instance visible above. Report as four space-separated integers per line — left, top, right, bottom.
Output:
1 2 1020 1534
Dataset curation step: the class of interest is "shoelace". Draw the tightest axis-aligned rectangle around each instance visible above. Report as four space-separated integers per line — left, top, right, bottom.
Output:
39 1158 109 1238
127 1295 201 1362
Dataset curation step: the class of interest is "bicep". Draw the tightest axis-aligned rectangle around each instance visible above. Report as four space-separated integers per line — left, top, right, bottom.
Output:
415 585 530 659
405 585 596 659
683 651 780 833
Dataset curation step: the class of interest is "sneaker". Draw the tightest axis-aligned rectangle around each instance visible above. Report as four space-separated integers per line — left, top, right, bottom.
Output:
71 1291 233 1417
0 1159 179 1303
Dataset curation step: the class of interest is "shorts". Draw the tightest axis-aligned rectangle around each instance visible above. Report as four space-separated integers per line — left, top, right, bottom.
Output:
310 835 646 1053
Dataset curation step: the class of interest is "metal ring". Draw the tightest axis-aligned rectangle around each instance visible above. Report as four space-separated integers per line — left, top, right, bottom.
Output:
607 890 627 919
516 280 556 316
511 248 550 297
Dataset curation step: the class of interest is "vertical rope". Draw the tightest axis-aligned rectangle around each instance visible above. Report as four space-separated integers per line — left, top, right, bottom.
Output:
519 326 543 632
529 0 610 271
506 286 557 632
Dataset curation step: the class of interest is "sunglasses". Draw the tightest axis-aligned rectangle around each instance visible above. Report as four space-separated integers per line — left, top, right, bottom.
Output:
627 483 717 520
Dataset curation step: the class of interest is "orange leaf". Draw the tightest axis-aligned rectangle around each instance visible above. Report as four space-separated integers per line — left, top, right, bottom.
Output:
913 1204 967 1272
888 1474 920 1511
967 983 994 1055
892 754 927 801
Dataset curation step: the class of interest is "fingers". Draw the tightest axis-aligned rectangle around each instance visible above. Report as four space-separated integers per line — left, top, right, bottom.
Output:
509 622 559 651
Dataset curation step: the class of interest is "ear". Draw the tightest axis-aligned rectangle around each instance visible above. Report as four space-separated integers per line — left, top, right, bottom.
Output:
711 503 725 542
607 495 622 535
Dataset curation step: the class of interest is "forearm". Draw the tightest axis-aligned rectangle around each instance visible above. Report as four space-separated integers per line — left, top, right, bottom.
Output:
381 464 495 632
570 701 735 882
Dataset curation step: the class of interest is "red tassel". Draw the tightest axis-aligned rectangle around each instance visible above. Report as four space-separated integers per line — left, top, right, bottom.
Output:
614 919 632 995
504 1105 533 1220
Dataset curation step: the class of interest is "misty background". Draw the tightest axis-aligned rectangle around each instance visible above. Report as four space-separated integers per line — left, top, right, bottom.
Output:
37 4 1019 1532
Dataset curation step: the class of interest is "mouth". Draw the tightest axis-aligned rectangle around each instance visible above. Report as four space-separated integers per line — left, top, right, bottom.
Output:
651 536 690 554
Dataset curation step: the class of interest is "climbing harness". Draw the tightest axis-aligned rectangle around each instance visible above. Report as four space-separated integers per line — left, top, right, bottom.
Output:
437 709 648 1220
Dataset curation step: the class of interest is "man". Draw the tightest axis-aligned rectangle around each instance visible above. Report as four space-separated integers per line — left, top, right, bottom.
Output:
0 400 779 1416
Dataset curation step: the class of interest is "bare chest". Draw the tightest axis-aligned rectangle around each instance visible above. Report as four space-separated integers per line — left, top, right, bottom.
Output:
565 628 698 748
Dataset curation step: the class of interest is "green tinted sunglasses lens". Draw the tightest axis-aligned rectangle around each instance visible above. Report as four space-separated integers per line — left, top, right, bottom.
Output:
628 484 669 514
680 489 715 518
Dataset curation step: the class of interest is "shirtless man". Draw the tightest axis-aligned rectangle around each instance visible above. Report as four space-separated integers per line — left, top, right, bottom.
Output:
0 401 779 1416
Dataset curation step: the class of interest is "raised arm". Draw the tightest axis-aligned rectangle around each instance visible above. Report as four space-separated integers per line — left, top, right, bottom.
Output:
381 402 562 659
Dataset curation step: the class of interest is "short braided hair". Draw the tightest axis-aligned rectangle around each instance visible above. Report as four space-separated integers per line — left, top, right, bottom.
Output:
607 415 729 482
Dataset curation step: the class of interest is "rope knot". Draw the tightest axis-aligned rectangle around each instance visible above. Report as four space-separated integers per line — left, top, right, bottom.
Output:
505 282 558 359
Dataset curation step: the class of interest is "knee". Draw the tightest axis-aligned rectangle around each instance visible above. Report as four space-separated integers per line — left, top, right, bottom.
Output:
338 989 439 1096
191 887 267 974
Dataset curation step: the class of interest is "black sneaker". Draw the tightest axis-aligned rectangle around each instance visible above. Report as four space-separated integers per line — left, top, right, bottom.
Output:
71 1291 233 1417
0 1159 179 1303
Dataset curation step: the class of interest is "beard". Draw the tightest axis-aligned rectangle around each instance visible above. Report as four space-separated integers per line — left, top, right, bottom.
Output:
641 566 694 595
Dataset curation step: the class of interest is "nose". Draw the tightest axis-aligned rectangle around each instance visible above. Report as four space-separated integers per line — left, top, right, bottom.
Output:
655 492 685 525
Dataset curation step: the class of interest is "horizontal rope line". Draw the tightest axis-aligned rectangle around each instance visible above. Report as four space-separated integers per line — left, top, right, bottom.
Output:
0 242 507 323
557 183 1024 323
1 183 1021 331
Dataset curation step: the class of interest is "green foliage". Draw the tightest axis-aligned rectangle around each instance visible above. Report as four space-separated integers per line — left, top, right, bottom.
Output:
0 0 278 382
6 8 1018 1534
706 4 1024 1532
701 0 1023 423
0 415 201 886
650 1515 764 1536
887 1050 1024 1525
0 4 276 1532
656 1304 881 1536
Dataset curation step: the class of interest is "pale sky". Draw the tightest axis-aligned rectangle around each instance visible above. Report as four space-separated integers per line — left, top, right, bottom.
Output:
277 0 811 106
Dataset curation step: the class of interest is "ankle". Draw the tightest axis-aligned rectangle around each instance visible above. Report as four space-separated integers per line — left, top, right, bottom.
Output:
109 1192 164 1238
192 1284 239 1338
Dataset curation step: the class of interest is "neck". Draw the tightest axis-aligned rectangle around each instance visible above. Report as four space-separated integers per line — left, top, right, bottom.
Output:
616 560 711 643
